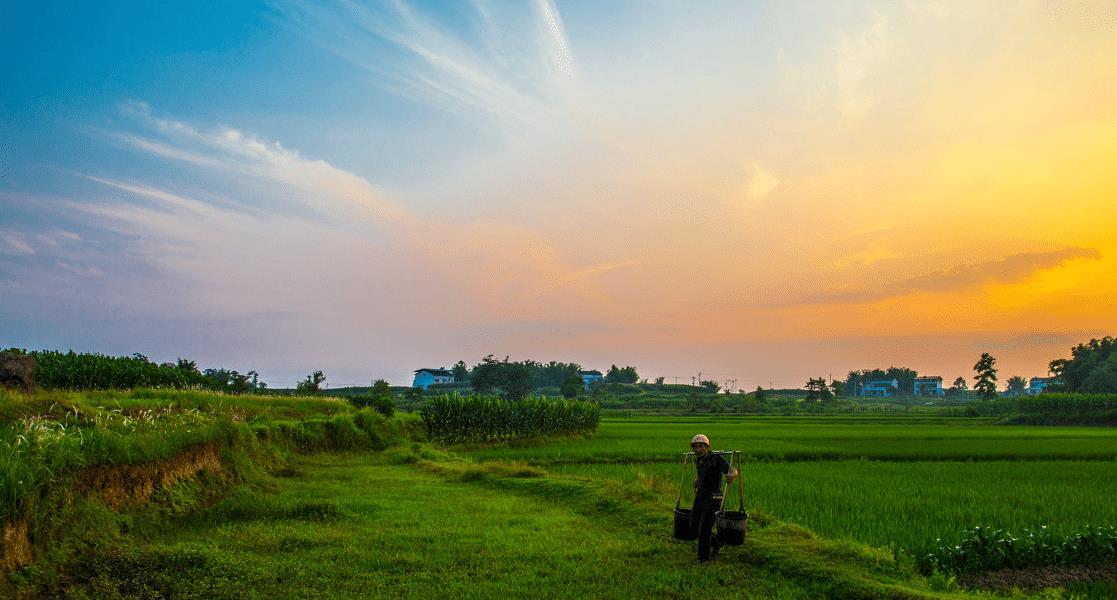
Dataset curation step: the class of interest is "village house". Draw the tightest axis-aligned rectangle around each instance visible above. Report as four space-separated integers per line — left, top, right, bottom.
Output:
412 368 454 390
579 369 603 388
1027 377 1053 396
859 379 899 398
913 376 945 397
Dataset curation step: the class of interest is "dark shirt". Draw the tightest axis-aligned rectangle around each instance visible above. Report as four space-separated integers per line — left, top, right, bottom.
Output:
694 452 730 500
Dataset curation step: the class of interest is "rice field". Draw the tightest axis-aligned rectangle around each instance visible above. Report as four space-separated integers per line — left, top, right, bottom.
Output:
464 416 1117 556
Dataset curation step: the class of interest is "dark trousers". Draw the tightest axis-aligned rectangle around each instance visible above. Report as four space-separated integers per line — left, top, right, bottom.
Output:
690 496 721 560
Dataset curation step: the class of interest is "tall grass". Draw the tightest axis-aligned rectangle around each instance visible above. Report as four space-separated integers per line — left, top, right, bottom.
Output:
0 389 406 524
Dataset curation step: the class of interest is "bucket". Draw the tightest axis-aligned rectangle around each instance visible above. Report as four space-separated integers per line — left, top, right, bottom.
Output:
673 508 697 540
716 510 748 546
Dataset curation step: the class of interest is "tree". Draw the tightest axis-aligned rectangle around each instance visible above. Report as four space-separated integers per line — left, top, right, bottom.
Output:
369 378 395 417
698 380 721 393
1005 375 1027 397
804 377 833 403
297 370 326 395
829 380 844 398
654 377 665 386
451 360 470 383
973 353 998 400
604 365 639 384
560 372 583 399
469 355 531 400
1050 337 1117 393
754 386 767 403
946 376 968 398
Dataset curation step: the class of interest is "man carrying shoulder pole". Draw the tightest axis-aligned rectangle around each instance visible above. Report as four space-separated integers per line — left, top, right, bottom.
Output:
689 434 737 563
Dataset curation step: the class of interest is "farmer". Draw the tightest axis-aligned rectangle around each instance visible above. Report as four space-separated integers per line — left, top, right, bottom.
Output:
690 433 736 563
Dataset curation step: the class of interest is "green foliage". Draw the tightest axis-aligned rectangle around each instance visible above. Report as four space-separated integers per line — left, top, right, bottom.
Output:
469 355 532 400
419 394 599 443
450 360 470 383
919 525 1117 575
1005 375 1028 396
697 380 720 393
295 370 325 395
1051 336 1117 392
604 364 639 384
803 377 833 403
973 352 998 400
6 349 267 393
844 367 918 397
560 372 582 399
349 379 395 417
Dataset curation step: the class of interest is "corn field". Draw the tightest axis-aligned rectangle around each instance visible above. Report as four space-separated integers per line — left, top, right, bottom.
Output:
420 394 599 443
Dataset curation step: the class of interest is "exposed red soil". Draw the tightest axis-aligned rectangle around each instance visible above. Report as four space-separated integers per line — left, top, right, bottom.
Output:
1 519 31 572
961 561 1117 591
0 444 223 572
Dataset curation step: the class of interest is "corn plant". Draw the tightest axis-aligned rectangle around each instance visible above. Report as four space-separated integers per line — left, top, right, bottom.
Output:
420 394 599 444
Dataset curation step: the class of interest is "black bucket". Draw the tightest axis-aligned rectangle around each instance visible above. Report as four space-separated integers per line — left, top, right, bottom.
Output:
716 511 748 546
673 508 697 540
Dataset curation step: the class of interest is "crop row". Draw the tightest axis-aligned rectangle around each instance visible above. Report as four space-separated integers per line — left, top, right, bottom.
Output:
920 525 1117 575
419 394 599 443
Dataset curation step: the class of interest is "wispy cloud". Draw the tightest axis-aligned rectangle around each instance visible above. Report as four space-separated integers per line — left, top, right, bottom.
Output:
277 1 579 134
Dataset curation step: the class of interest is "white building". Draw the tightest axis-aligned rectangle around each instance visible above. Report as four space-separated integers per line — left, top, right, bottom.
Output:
579 370 603 388
412 368 454 390
860 379 899 397
1027 377 1053 396
913 376 945 397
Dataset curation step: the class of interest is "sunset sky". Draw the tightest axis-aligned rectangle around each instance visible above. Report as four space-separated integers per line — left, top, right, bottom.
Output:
3 1 1115 388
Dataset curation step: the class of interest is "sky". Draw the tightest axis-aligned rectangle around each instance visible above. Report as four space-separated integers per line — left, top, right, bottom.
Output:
2 1 1116 389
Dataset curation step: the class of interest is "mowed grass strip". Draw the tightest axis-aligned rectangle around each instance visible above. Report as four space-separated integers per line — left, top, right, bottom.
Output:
467 417 1117 464
550 460 1117 556
63 454 822 600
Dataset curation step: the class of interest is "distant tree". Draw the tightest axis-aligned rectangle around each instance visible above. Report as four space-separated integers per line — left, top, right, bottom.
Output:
804 377 833 403
604 364 639 384
1005 376 1027 397
560 372 583 399
754 386 767 403
829 380 844 398
451 360 470 383
1049 337 1117 393
945 376 968 398
973 353 998 400
654 376 665 386
297 370 326 395
370 378 395 416
470 355 532 400
698 380 721 393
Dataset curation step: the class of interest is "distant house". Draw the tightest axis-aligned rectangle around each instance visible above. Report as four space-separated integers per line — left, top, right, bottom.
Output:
412 368 454 390
579 370 603 388
1027 377 1054 396
913 376 945 397
860 379 899 398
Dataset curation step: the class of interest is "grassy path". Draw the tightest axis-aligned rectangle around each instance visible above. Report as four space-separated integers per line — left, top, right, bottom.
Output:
62 454 817 599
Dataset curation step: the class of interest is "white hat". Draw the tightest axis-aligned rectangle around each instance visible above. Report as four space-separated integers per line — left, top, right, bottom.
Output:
691 434 710 446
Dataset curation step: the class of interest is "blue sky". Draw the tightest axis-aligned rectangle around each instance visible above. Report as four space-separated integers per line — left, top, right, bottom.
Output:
3 1 1115 388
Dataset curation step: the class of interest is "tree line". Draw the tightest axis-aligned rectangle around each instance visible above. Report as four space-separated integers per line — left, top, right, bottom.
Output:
5 349 267 394
445 355 639 400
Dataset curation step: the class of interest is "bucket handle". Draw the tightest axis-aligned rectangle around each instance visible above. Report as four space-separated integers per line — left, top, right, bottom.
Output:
674 452 690 510
718 450 745 514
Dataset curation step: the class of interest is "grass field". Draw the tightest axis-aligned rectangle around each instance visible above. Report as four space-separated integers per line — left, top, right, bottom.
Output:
466 417 1117 558
5 392 1116 598
467 416 1117 463
52 453 973 600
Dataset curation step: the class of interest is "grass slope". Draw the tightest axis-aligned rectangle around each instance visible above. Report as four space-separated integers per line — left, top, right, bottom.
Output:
57 452 968 600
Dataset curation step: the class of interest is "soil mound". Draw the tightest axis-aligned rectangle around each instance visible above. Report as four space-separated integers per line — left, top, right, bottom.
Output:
0 351 35 392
